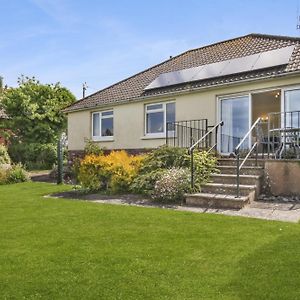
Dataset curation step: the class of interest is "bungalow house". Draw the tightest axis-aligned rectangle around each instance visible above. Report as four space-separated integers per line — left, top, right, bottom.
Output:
64 33 300 207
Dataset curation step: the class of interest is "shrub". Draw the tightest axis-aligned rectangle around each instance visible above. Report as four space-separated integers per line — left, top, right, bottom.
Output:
8 142 57 169
192 150 219 190
84 139 103 156
153 168 191 203
131 146 218 195
6 164 30 184
0 163 29 185
131 146 189 195
0 145 11 165
78 151 145 192
0 167 7 184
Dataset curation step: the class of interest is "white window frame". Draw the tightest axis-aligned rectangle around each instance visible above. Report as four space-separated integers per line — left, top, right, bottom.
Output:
92 110 114 141
144 101 175 138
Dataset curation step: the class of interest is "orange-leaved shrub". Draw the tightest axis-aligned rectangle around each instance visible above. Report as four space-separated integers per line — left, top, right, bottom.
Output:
78 150 145 192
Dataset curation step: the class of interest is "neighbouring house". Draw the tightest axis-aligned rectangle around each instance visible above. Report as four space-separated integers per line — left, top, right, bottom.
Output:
64 33 300 205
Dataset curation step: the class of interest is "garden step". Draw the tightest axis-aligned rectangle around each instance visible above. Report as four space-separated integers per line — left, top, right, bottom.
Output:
218 158 265 167
210 174 261 186
185 193 249 209
201 183 256 197
218 165 264 176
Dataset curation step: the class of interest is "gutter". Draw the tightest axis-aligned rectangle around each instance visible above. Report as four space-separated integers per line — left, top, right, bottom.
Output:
63 70 300 114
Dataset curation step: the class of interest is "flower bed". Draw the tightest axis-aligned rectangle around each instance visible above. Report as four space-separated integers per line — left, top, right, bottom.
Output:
75 145 218 203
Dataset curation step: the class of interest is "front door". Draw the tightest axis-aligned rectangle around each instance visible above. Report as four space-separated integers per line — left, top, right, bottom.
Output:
220 95 250 154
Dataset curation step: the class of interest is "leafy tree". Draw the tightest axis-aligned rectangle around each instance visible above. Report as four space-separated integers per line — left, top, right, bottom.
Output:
0 76 76 144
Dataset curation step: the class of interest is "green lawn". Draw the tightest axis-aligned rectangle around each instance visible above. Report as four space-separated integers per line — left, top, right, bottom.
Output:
1 183 300 299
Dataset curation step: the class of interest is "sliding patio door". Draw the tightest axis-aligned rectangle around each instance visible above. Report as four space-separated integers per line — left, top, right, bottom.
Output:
284 89 300 128
220 95 250 154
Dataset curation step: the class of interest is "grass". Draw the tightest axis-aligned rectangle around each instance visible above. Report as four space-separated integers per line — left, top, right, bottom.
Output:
1 182 300 299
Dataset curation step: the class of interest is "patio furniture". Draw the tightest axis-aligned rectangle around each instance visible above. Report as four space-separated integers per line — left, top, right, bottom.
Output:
269 127 300 159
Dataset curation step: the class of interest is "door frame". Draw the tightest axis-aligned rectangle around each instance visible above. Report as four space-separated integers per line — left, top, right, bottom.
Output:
217 93 251 154
281 85 300 112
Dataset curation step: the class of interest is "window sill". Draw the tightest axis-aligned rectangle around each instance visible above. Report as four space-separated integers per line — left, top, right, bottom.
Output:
92 137 114 142
141 134 166 140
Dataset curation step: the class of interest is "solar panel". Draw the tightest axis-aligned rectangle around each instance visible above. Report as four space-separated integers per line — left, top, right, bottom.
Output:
145 66 203 90
191 60 230 82
254 45 295 70
221 53 260 77
144 45 295 90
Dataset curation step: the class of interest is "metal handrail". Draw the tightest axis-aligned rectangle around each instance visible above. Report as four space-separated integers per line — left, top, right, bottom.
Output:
235 117 261 198
166 119 208 148
189 121 224 154
234 117 261 154
189 120 224 189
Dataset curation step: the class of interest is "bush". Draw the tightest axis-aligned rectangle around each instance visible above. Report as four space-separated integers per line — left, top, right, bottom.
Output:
78 151 145 192
0 163 29 185
0 145 11 165
192 150 219 190
153 168 191 203
84 139 103 156
131 146 218 195
131 146 189 195
8 142 57 169
0 167 7 184
6 164 30 184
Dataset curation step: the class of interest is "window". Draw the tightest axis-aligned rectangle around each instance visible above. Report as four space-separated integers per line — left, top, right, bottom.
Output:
92 110 114 140
145 102 175 136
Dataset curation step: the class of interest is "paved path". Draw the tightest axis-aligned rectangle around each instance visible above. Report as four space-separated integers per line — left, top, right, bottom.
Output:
177 201 300 223
89 199 300 223
50 190 300 223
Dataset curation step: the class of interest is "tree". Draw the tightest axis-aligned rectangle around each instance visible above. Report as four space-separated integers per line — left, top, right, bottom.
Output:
0 76 76 144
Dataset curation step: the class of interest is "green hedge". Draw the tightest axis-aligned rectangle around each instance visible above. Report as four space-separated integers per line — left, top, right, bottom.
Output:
8 143 57 170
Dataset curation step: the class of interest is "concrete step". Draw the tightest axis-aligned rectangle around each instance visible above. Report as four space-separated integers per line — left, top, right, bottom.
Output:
218 165 264 176
210 174 261 186
185 193 249 209
218 158 265 167
201 183 256 197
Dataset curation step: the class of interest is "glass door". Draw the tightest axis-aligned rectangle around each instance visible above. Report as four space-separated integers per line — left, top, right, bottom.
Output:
284 89 300 128
220 95 250 154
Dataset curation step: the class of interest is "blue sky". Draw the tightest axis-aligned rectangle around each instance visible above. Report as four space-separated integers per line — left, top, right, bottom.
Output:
0 0 299 98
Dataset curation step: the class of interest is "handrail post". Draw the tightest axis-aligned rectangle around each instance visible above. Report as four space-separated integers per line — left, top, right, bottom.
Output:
215 124 219 155
190 149 194 190
166 122 169 146
255 142 258 166
256 122 259 165
267 115 270 159
236 152 240 198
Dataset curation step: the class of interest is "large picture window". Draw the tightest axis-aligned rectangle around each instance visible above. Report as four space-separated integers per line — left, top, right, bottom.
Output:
92 110 114 140
145 102 175 136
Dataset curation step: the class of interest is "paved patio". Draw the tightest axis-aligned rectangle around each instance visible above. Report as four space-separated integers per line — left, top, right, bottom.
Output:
177 201 300 223
49 191 300 223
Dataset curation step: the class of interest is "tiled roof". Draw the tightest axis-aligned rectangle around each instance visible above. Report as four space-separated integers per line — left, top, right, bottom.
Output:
64 33 300 113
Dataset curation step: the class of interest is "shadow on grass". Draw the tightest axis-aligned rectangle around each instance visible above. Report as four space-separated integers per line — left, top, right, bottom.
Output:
224 232 300 299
